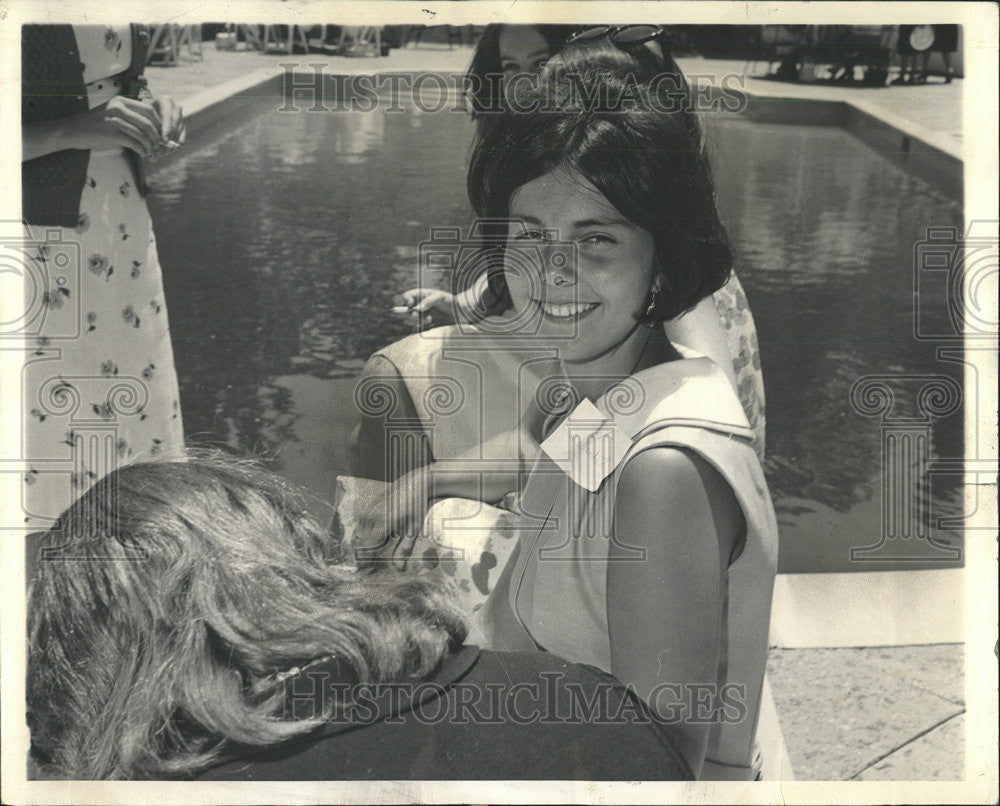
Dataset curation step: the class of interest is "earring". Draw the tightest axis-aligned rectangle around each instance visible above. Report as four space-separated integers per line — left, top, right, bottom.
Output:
643 289 660 325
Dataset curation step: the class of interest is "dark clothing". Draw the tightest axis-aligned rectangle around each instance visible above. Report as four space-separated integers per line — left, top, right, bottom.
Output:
931 25 959 53
896 25 917 55
22 24 150 227
195 647 693 781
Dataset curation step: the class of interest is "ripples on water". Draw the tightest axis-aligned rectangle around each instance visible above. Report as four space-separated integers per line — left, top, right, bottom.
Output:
150 98 963 572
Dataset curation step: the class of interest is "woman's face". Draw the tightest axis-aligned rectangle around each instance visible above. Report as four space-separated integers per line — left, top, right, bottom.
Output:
498 25 551 77
504 164 657 364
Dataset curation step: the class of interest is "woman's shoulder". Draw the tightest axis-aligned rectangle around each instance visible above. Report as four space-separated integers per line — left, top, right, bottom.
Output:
374 324 460 358
616 445 744 559
371 322 530 385
373 323 510 362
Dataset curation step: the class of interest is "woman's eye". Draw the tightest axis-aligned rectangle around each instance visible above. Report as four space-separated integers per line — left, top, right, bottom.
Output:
513 229 546 242
581 234 615 247
532 58 549 72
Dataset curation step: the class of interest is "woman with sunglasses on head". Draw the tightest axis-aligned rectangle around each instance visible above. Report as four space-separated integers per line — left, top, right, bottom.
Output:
353 36 789 780
396 24 766 461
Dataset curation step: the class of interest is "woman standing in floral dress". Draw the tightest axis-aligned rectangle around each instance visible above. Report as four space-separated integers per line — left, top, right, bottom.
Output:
21 24 185 531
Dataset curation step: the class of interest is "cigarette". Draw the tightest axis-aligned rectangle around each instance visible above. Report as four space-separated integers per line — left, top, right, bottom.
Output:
392 306 414 314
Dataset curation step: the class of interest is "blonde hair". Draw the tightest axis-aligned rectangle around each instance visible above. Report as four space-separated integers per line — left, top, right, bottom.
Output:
28 456 466 779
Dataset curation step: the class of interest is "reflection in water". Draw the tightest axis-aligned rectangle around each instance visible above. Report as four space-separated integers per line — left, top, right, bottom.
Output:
150 100 963 573
707 119 963 569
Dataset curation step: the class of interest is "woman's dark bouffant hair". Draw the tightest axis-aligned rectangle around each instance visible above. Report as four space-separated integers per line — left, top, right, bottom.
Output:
467 44 733 322
27 456 467 779
465 24 578 116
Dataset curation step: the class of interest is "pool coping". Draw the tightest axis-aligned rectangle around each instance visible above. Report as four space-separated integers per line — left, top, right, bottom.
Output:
165 64 966 651
180 65 287 131
737 92 962 200
176 63 963 196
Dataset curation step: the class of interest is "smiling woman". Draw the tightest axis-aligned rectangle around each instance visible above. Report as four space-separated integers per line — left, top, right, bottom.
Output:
399 23 766 463
504 167 658 368
349 54 786 780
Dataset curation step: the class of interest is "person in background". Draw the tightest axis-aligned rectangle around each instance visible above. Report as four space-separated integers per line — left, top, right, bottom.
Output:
930 24 959 83
27 456 693 781
21 24 186 532
395 23 766 461
892 24 930 84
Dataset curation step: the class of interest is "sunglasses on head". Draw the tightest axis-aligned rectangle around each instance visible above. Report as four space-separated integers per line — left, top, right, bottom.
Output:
565 24 666 47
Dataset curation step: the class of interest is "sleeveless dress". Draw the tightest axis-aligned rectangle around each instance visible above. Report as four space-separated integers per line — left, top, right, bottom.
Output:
348 326 553 597
475 349 790 779
21 25 183 528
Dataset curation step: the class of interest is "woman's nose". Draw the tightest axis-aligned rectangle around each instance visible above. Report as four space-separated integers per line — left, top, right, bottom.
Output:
544 244 576 288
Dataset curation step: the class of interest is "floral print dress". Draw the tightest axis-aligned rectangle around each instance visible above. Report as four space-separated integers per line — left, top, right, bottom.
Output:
22 25 183 528
713 273 766 460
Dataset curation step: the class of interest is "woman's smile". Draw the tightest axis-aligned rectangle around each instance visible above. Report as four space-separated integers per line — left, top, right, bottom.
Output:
535 299 601 320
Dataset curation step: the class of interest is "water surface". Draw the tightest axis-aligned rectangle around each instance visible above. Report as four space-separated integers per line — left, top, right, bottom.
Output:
150 98 963 572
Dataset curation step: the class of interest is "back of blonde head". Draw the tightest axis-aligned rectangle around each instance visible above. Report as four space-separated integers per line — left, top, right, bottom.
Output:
28 456 466 779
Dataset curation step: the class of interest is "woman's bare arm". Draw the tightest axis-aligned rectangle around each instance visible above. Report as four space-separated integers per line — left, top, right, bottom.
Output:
608 446 744 778
355 427 533 568
353 355 431 482
22 97 170 162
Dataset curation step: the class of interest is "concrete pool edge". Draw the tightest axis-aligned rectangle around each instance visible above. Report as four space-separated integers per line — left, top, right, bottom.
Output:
174 65 963 198
180 65 286 132
741 94 962 201
770 568 963 648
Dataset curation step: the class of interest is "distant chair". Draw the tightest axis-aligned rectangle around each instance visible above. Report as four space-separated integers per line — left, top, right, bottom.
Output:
237 24 264 51
302 24 339 54
745 25 810 78
847 25 895 85
147 24 179 65
336 26 383 58
176 24 203 61
811 24 894 86
408 25 465 49
263 24 311 55
147 24 204 65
